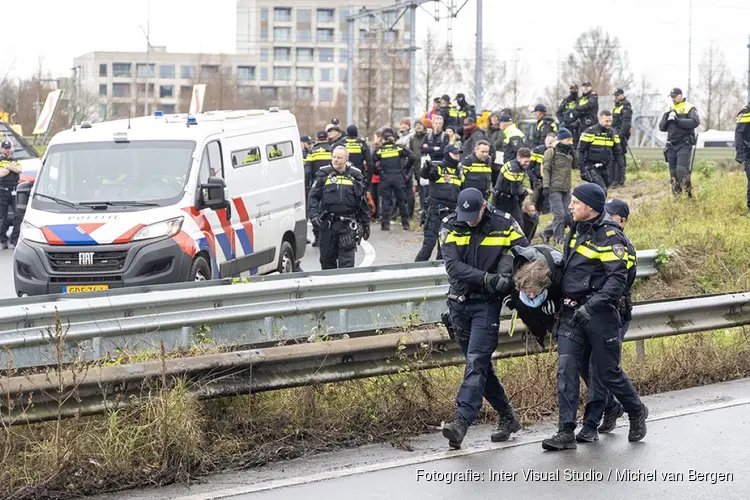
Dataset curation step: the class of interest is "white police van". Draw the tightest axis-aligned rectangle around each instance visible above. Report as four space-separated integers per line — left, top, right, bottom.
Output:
13 109 307 296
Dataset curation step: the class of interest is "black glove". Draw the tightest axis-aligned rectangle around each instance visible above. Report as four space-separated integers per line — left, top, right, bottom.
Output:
311 216 322 229
502 295 516 311
484 273 512 296
572 304 592 328
542 187 551 198
541 300 556 316
736 155 745 165
362 223 370 241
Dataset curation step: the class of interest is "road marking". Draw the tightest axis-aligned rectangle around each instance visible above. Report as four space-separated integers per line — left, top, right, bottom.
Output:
358 239 376 268
179 396 750 499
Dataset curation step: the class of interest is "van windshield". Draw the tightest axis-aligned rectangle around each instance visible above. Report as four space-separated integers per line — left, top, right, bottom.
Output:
33 140 196 211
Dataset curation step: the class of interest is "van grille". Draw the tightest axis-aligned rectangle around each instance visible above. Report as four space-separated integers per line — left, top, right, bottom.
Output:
46 251 128 273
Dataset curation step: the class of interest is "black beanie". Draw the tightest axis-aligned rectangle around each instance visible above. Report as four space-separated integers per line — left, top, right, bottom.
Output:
572 183 606 214
346 125 358 137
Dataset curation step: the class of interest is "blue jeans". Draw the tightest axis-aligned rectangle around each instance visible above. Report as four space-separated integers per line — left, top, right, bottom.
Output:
449 300 509 424
557 309 640 431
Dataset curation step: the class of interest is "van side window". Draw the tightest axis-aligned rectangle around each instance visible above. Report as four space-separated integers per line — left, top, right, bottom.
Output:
207 141 224 177
266 140 293 161
198 149 211 185
231 146 262 168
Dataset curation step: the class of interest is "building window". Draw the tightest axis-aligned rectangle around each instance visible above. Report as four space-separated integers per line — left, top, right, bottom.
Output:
320 68 333 82
296 48 313 62
317 28 334 42
317 8 334 23
296 29 311 42
297 8 311 22
237 66 256 81
180 65 196 79
162 104 175 114
338 49 349 63
160 64 175 78
274 7 291 22
99 63 107 77
261 27 268 41
274 47 291 61
261 48 269 62
273 27 291 42
274 67 291 82
98 103 108 119
136 63 155 78
137 83 155 97
261 67 269 82
266 140 294 161
159 85 174 98
112 83 131 97
384 30 396 43
113 63 131 77
297 87 313 100
200 65 219 77
319 88 334 103
99 84 107 97
296 67 313 82
261 87 278 99
261 7 268 21
339 68 347 83
319 48 334 63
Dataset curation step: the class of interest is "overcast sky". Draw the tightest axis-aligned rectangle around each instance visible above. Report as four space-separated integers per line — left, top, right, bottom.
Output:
4 0 750 106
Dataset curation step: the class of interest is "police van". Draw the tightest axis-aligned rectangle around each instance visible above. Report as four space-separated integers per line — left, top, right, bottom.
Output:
13 109 307 297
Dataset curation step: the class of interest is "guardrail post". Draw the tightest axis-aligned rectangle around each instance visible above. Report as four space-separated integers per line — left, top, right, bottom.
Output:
635 339 646 362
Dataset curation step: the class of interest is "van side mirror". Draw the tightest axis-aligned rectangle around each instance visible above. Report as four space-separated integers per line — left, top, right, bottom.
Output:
15 182 33 213
198 176 230 213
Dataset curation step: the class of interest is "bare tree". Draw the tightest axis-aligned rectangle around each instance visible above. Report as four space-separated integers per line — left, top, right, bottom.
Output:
415 28 450 113
697 41 740 130
62 77 100 126
563 28 633 96
455 44 508 112
355 31 389 135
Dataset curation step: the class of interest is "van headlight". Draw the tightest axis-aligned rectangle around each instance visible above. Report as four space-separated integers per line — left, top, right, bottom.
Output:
132 216 184 241
19 221 46 243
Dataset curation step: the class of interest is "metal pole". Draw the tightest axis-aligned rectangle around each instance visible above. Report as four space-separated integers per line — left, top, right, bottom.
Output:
687 0 692 98
747 35 750 102
408 3 417 119
475 0 482 112
143 0 151 117
346 5 354 125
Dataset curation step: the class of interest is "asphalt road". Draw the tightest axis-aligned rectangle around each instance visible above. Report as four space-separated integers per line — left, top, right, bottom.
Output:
92 378 750 500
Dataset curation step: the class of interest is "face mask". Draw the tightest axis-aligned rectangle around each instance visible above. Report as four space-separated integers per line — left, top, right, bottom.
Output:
520 289 548 309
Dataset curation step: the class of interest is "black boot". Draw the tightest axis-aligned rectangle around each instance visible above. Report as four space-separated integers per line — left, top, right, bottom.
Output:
541 430 577 451
401 217 411 231
442 419 469 450
491 406 522 442
576 425 599 443
381 221 390 231
598 401 624 434
628 403 648 442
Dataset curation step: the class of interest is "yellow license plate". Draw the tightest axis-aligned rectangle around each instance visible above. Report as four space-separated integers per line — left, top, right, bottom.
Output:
63 285 110 293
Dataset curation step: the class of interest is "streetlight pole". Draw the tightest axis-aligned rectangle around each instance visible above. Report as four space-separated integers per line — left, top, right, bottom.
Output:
140 0 151 116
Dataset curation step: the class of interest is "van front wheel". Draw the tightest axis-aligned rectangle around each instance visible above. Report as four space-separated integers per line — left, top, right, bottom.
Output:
277 241 295 274
188 255 211 282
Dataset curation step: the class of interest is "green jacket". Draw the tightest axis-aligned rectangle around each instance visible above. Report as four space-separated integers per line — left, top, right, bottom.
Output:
542 143 576 192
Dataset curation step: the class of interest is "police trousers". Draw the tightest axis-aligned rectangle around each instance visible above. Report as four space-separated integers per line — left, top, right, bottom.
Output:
319 219 357 270
542 191 571 243
582 163 609 192
581 320 630 428
379 174 408 226
415 205 447 262
449 299 510 424
555 308 641 431
494 197 524 231
744 160 750 210
667 141 693 197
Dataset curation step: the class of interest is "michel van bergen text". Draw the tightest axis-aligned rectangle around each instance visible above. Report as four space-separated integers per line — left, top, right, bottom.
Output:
415 469 734 484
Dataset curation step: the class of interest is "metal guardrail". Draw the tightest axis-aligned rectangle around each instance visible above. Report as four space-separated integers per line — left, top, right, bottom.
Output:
1 291 748 425
0 250 667 370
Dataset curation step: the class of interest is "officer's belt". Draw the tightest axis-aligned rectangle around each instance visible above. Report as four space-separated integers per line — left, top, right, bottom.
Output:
448 288 493 303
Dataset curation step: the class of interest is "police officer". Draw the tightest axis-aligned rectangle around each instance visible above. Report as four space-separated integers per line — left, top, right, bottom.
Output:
307 146 371 270
735 101 750 213
414 145 463 262
499 114 526 164
300 136 313 161
531 104 558 148
461 140 493 198
611 88 633 187
327 125 346 147
0 139 21 249
493 148 533 231
578 110 624 191
440 188 529 449
343 125 373 183
574 81 599 132
305 131 334 247
455 93 476 128
659 87 700 197
542 183 647 451
529 133 556 214
437 94 460 133
578 199 637 437
372 131 415 231
557 84 580 144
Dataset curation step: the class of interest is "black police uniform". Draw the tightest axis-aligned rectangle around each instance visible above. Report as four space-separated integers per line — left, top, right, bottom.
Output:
735 103 750 210
501 125 525 164
438 104 461 133
307 165 370 270
460 153 493 199
414 157 463 262
557 91 580 144
528 145 545 196
574 90 599 131
659 99 700 197
551 210 644 441
580 230 637 432
372 142 415 230
493 160 527 231
532 115 558 148
421 130 449 161
612 98 633 185
343 137 373 183
440 204 528 445
578 124 624 191
0 151 20 247
304 142 333 244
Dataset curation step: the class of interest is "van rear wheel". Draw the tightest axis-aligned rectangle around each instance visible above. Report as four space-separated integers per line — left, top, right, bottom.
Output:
188 255 211 281
277 241 295 274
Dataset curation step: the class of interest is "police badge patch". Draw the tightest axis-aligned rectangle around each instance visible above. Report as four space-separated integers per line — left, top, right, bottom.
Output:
330 175 338 183
439 228 449 246
613 244 626 260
